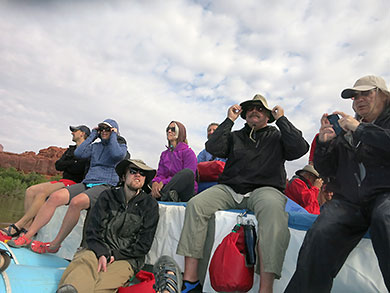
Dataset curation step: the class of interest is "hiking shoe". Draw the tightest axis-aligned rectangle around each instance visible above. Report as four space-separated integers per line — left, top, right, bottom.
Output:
30 241 60 254
153 255 182 293
7 235 32 248
182 280 202 293
0 248 12 273
57 284 78 293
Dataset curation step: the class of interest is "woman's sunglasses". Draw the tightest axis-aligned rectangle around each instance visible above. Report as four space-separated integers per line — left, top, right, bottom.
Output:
166 126 176 133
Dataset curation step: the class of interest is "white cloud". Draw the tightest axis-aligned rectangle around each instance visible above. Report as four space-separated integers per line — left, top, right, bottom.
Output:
1 0 390 178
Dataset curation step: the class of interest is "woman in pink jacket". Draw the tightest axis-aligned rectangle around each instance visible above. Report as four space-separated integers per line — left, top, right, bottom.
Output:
151 121 198 202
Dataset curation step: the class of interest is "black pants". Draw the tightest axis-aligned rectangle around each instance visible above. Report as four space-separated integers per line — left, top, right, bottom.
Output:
160 168 195 202
285 193 390 293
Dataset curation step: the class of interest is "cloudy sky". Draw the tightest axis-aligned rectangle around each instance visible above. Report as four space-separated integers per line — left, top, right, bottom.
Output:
1 0 389 177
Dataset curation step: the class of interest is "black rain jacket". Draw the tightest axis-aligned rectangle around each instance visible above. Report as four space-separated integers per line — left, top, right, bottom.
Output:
55 145 89 183
206 117 309 194
314 107 390 203
86 186 159 271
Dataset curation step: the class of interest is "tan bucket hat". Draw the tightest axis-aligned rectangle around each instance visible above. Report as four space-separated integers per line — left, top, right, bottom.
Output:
341 75 389 99
239 94 275 123
296 164 320 178
115 159 156 188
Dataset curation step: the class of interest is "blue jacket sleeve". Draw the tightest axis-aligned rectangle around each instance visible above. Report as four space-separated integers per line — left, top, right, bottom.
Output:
74 130 98 159
106 132 127 161
197 149 209 163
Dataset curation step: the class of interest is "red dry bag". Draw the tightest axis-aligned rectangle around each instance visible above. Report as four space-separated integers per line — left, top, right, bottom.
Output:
209 225 254 292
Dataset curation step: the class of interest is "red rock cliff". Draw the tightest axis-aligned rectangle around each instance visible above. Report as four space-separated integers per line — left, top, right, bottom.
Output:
0 146 67 176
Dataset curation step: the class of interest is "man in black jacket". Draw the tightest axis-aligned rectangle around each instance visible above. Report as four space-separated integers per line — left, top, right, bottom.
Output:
285 75 390 292
57 159 159 293
176 94 309 293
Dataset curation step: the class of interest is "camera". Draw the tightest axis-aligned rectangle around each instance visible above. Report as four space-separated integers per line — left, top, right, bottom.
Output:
327 114 342 135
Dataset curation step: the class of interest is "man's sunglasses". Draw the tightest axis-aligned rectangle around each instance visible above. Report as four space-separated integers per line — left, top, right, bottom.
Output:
129 168 146 177
166 126 176 133
351 89 375 100
246 105 264 112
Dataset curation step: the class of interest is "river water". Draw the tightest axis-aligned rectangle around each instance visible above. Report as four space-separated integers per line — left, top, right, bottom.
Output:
0 196 24 226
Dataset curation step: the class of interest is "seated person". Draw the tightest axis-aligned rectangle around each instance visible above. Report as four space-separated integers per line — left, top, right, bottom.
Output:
57 159 159 293
8 119 128 253
176 94 308 293
197 123 226 163
0 125 90 241
285 75 390 292
151 121 197 202
285 165 323 214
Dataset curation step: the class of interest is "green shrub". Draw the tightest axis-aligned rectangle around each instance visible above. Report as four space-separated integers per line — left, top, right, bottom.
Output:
0 167 24 181
0 176 28 198
0 167 48 198
22 171 46 186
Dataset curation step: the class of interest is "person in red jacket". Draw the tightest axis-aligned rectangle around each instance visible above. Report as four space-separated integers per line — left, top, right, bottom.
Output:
285 165 323 214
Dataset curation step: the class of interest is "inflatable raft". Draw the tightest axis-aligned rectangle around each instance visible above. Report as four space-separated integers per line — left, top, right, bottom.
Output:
1 197 387 292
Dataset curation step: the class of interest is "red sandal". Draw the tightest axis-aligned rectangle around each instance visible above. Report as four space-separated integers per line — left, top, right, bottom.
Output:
30 241 60 254
7 235 32 248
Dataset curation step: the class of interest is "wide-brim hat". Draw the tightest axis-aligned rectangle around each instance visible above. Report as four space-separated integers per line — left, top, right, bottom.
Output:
115 159 156 189
341 75 389 99
296 164 319 178
239 94 275 123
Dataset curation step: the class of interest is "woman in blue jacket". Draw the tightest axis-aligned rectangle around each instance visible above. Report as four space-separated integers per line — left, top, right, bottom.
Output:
9 119 128 254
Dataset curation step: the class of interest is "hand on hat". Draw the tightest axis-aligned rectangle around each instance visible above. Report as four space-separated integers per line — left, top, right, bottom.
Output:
334 111 360 132
271 105 284 121
228 104 242 122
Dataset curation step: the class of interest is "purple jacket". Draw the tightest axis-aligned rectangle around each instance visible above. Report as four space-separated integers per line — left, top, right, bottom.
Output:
152 142 198 193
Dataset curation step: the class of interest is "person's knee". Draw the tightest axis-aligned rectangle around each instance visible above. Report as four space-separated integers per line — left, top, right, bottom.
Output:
371 209 389 229
25 184 40 199
47 189 69 206
69 194 90 210
180 168 195 181
186 196 203 213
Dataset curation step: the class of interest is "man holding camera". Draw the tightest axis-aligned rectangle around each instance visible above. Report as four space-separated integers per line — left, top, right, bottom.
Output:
9 119 128 254
286 75 390 292
177 94 309 293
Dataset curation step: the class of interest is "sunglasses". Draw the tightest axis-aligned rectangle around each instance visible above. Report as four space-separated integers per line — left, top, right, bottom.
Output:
166 126 176 133
351 89 375 100
246 105 264 112
98 126 112 132
128 168 146 177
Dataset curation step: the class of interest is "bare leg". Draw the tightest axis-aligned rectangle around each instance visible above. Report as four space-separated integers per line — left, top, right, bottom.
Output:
49 193 90 249
17 182 65 230
258 243 275 293
23 188 70 239
183 256 199 282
